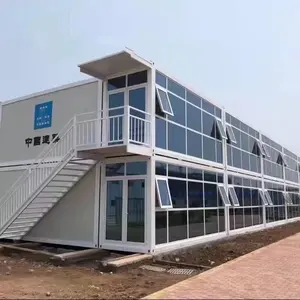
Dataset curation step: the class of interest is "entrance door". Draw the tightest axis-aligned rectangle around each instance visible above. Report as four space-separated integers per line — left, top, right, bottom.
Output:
103 177 146 248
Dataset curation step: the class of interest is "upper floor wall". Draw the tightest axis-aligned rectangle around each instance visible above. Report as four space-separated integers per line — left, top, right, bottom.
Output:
154 68 300 184
0 80 98 164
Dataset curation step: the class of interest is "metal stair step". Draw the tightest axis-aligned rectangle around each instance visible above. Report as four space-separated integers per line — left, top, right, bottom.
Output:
71 159 96 165
33 198 59 203
58 169 85 176
4 227 31 235
21 208 49 214
27 203 54 209
42 186 69 193
17 213 44 219
47 181 73 187
52 177 79 182
0 233 23 240
13 218 40 225
8 222 36 229
39 192 64 198
64 165 90 171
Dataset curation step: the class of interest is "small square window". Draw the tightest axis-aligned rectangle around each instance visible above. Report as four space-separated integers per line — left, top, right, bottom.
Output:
217 185 231 206
156 86 174 116
259 189 269 205
216 119 227 139
226 125 237 144
264 190 273 205
228 186 240 206
155 178 173 208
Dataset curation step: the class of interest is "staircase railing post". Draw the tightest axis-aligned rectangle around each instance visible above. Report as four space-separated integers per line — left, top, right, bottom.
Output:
73 115 77 154
123 106 130 145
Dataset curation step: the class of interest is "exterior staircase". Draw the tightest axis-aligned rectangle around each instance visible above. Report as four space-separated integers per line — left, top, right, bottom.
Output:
0 116 97 240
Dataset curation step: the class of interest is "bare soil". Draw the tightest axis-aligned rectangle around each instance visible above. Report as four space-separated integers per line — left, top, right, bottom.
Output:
0 254 188 299
162 221 300 267
1 222 300 299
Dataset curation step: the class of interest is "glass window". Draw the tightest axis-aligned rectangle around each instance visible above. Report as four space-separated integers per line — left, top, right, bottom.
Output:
126 161 147 175
216 141 223 164
129 88 146 113
203 112 216 137
168 123 186 154
231 116 241 129
215 107 222 119
188 182 204 208
262 143 271 158
204 183 218 207
228 187 240 206
256 140 266 157
205 210 219 234
109 92 125 110
108 76 126 91
216 119 227 139
156 87 174 116
156 178 172 208
156 71 167 88
128 70 147 86
218 185 231 206
155 118 166 149
241 132 249 151
264 191 273 205
232 147 242 169
187 130 202 158
202 99 215 115
168 164 186 178
203 136 216 162
106 163 125 176
226 125 237 144
186 90 201 108
187 103 201 132
168 93 186 125
168 78 185 99
242 151 250 171
188 168 203 180
243 188 252 206
156 162 167 176
189 211 204 238
169 179 187 208
204 171 216 182
155 212 167 244
169 211 187 242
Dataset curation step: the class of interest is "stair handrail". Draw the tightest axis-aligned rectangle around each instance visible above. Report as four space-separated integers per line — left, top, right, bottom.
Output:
0 116 75 205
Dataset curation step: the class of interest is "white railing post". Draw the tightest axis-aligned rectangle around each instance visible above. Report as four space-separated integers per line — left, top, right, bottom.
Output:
124 106 130 145
73 115 77 152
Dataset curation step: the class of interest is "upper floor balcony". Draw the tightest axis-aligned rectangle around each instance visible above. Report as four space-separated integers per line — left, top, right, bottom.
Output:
75 105 152 156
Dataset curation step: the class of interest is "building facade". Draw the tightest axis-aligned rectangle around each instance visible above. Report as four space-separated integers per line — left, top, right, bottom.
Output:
0 49 299 254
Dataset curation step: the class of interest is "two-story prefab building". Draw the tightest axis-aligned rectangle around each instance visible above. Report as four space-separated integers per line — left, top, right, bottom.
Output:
0 49 300 254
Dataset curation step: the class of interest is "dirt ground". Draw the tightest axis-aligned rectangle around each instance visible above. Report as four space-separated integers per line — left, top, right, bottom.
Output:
1 222 300 299
162 221 300 267
0 254 188 299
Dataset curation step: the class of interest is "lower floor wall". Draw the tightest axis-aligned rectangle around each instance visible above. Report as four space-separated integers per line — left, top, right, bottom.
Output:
1 154 300 254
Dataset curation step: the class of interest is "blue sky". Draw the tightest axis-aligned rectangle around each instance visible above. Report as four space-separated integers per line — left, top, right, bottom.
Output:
1 0 300 153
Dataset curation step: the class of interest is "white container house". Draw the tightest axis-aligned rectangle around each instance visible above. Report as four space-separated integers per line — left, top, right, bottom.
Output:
0 49 300 254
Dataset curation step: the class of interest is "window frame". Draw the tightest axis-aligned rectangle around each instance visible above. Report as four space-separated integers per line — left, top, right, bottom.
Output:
216 119 227 139
226 124 237 144
228 186 240 206
155 177 173 209
283 192 293 205
217 185 231 207
259 189 269 205
282 154 289 167
156 86 174 116
264 190 273 205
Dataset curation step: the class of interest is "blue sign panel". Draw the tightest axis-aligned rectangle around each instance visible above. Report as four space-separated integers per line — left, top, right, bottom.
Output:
34 101 53 130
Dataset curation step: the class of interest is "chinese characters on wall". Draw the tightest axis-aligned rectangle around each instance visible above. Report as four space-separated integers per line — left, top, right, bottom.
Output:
25 133 59 148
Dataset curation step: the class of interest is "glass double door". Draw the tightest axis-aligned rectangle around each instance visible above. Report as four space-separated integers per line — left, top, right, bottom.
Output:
104 178 146 244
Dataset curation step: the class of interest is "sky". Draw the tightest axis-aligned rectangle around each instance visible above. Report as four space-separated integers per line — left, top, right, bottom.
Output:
1 0 300 153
